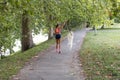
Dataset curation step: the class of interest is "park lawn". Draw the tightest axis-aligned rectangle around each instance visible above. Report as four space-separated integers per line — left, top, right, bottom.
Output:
80 29 120 80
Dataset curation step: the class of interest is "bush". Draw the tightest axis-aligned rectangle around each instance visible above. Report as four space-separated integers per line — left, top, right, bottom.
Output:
114 18 120 23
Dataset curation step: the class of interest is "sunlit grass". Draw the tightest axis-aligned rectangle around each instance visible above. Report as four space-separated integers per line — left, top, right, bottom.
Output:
80 29 120 80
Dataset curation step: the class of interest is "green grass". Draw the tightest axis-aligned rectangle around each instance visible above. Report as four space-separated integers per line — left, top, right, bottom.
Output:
0 39 54 80
0 30 68 80
80 29 120 80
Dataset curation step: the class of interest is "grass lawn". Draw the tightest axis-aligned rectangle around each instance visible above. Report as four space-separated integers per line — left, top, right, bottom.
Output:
80 28 120 80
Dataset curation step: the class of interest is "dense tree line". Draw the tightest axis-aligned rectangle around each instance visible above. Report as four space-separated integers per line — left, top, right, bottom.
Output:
0 0 119 53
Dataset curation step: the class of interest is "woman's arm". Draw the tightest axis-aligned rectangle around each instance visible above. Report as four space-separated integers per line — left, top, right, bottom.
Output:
61 21 67 29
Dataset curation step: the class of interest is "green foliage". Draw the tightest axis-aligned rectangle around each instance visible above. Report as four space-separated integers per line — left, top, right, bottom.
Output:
0 0 44 51
0 0 119 52
114 18 120 23
109 0 120 20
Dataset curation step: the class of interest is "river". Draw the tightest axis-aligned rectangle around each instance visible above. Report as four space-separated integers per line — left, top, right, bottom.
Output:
2 33 48 56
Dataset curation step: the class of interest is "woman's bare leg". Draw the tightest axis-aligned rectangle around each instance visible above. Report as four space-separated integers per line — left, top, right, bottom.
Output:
58 39 61 53
56 39 61 53
56 39 59 52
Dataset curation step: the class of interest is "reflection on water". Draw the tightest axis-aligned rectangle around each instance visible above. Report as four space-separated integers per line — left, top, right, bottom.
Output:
1 33 48 56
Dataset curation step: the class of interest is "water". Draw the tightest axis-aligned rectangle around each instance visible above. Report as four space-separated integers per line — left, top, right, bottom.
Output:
1 33 48 56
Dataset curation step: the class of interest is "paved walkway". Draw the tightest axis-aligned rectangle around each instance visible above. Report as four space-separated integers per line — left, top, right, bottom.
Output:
11 28 88 80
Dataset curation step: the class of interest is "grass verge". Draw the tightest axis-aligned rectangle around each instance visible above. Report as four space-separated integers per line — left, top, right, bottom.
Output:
0 30 68 80
80 29 120 80
0 39 54 80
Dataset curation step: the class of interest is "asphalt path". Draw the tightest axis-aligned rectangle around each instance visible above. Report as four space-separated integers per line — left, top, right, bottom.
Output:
11 28 88 80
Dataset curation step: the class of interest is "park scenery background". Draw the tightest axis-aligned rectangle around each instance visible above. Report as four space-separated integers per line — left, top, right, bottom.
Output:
80 23 120 80
0 0 120 80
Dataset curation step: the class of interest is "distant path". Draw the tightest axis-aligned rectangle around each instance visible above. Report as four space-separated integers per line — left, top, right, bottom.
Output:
11 28 88 80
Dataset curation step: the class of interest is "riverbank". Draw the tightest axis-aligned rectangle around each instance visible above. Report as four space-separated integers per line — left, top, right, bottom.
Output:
0 29 69 80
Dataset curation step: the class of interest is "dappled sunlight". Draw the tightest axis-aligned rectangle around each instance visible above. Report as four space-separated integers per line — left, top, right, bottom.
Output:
80 29 120 79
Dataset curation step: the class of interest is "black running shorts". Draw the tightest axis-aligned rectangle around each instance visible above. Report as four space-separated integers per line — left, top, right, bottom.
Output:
55 34 61 39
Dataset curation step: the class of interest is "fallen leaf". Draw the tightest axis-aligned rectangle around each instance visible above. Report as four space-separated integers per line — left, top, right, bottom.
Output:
96 71 100 75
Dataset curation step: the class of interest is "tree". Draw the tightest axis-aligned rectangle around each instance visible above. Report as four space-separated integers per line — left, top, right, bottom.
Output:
21 10 34 51
110 0 120 22
7 0 44 52
0 0 119 54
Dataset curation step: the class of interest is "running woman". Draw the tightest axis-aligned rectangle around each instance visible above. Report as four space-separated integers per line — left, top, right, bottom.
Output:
54 23 65 53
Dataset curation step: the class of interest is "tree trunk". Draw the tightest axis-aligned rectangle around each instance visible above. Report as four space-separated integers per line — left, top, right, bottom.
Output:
48 15 54 39
93 25 97 35
101 24 104 29
0 51 1 59
48 26 54 39
21 11 34 52
86 22 90 28
9 47 14 54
